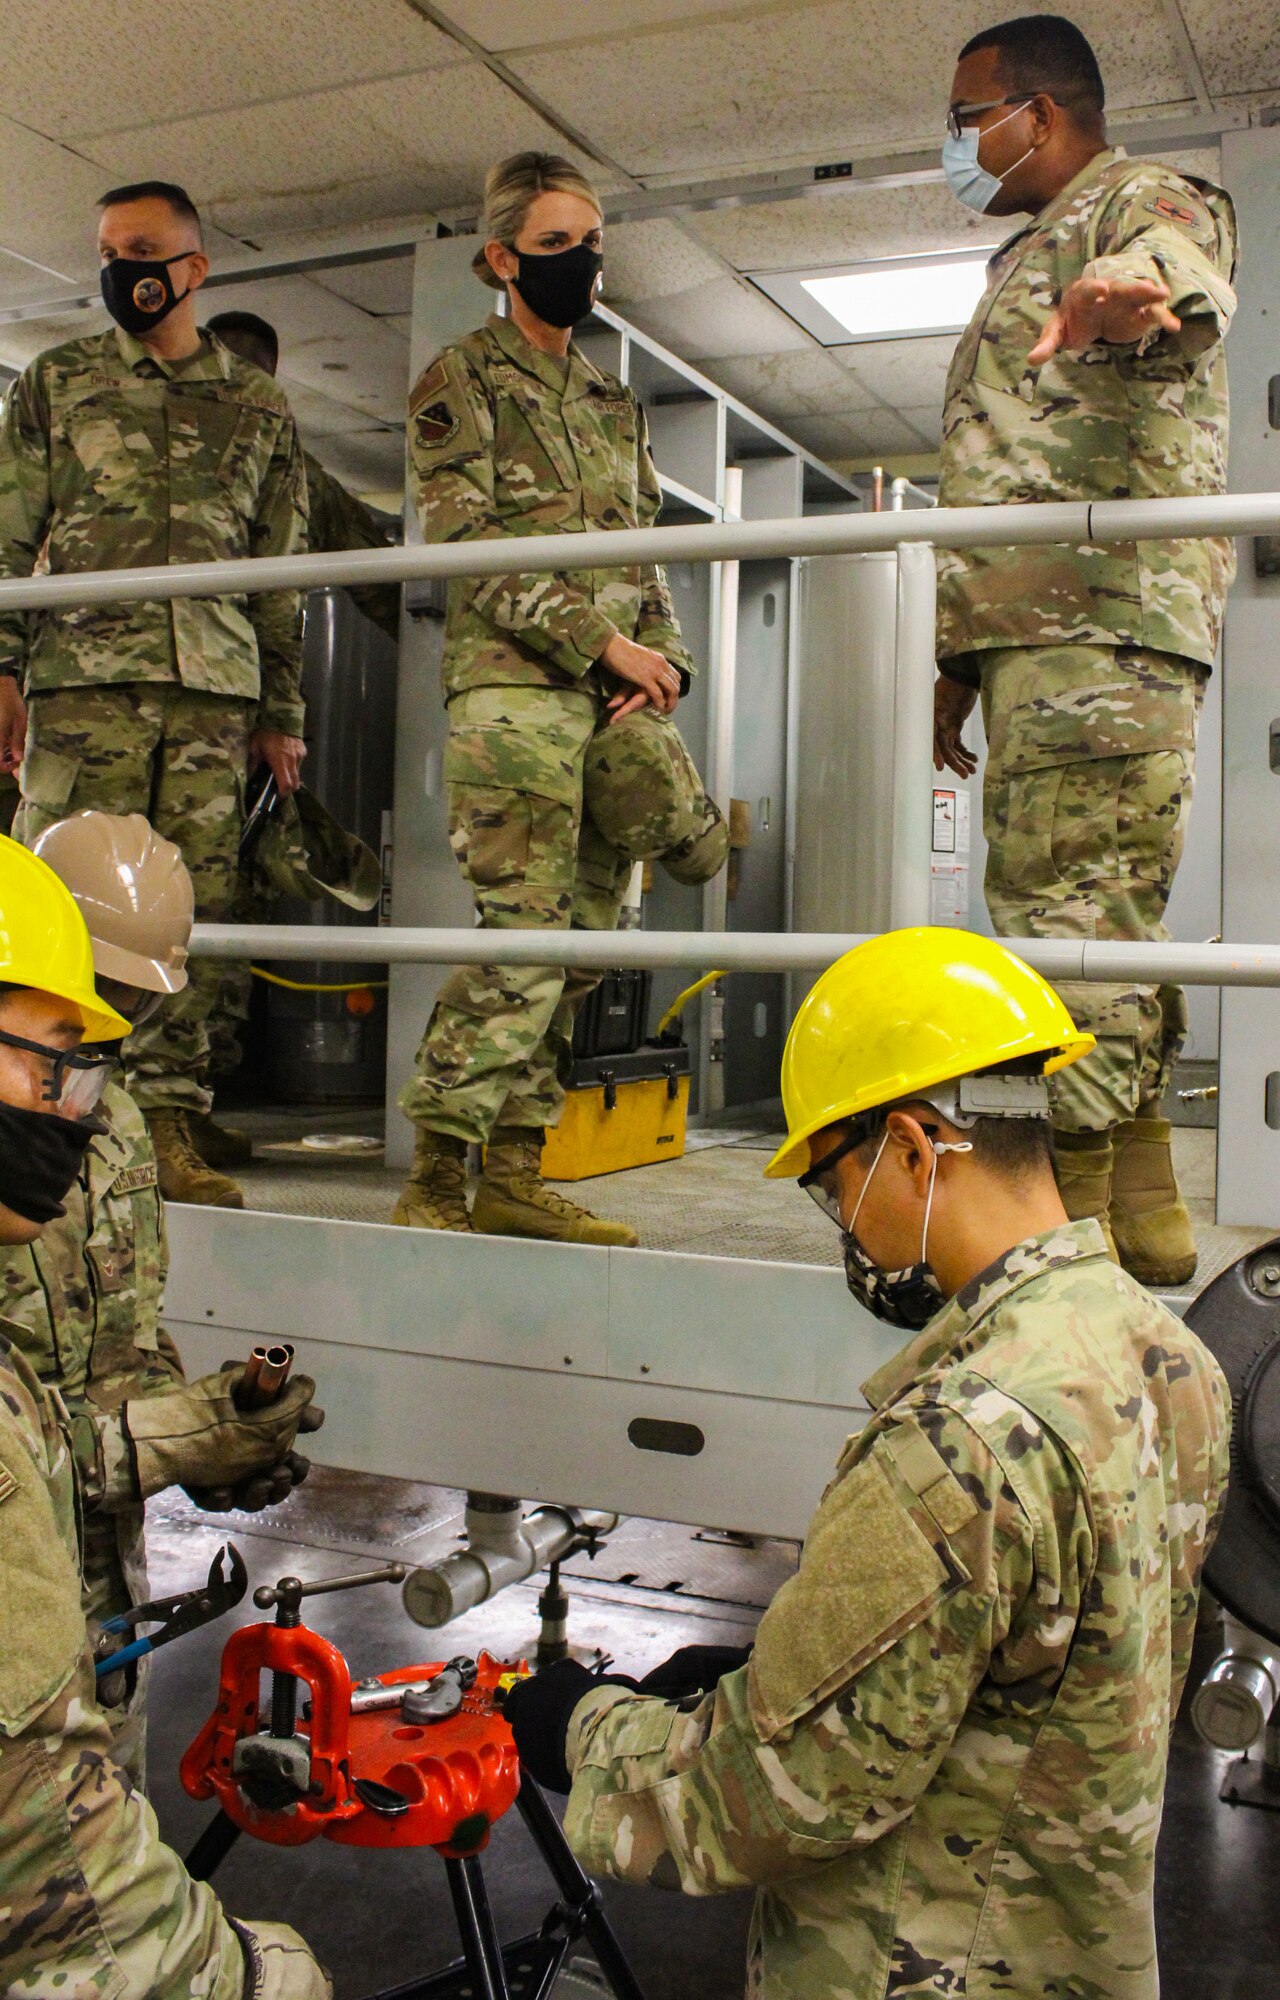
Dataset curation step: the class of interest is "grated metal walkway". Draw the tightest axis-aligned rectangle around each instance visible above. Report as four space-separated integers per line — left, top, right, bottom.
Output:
219 1107 1273 1291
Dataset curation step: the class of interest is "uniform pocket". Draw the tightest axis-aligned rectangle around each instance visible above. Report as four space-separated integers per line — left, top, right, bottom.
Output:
1000 671 1198 775
448 786 579 898
18 743 79 816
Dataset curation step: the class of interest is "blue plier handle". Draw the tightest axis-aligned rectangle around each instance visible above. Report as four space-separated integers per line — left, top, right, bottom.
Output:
94 1542 248 1679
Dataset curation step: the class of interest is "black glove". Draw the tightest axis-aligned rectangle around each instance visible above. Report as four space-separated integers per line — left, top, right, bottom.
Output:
637 1644 751 1700
503 1661 638 1793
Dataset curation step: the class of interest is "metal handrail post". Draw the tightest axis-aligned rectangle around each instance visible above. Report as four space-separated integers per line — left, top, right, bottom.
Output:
889 542 937 929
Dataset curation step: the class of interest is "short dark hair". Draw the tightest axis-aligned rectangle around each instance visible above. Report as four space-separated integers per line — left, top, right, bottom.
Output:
848 1055 1057 1183
206 310 279 374
98 180 204 243
960 14 1105 124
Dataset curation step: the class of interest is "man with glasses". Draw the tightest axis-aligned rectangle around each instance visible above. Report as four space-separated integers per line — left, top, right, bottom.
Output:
932 15 1237 1288
0 813 322 1787
503 928 1230 2000
0 834 330 1997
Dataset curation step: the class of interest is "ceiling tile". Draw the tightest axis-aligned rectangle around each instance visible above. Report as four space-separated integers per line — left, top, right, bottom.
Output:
626 273 809 361
601 218 726 306
777 410 878 458
695 181 998 273
308 425 406 497
312 256 416 317
510 0 1189 181
1179 2 1280 97
0 118 122 290
698 347 861 416
19 0 461 141
442 0 770 52
210 274 411 426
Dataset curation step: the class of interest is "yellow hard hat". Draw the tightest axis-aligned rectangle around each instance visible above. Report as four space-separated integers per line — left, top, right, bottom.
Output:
764 927 1094 1180
0 834 131 1042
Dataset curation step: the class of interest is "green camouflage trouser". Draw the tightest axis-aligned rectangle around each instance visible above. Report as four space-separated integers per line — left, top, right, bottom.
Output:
981 643 1205 1133
400 686 632 1144
14 684 252 1114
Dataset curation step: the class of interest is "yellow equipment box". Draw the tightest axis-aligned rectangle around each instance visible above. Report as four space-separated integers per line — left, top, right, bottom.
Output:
542 1047 690 1181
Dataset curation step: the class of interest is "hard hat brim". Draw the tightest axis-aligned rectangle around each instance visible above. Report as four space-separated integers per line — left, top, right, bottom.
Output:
763 1028 1097 1181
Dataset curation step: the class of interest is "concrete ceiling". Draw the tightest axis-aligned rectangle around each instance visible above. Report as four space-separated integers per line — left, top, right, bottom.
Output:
0 2 1264 496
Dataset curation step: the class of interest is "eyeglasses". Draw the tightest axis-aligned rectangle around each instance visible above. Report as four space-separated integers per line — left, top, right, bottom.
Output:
946 94 1036 139
797 1128 866 1227
0 1027 121 1116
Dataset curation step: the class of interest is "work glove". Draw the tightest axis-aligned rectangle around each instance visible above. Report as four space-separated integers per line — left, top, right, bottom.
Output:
124 1367 323 1502
229 1918 332 2000
503 1660 639 1793
184 1448 315 1515
638 1643 751 1699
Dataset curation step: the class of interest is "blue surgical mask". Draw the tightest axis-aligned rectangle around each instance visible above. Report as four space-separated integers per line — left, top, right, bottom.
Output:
942 101 1033 213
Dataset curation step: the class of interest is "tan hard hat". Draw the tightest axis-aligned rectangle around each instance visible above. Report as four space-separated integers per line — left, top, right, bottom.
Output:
32 812 193 994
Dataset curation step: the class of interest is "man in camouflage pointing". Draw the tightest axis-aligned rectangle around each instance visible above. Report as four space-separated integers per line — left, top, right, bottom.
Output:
932 15 1237 1285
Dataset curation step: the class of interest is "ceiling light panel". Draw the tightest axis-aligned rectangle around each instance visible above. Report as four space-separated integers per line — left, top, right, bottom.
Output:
751 249 994 346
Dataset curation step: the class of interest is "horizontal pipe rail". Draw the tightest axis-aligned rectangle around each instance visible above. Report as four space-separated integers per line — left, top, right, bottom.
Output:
0 490 1277 613
193 922 1280 989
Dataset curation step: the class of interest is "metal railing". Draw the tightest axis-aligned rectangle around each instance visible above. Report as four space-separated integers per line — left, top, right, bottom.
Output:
2 489 1272 982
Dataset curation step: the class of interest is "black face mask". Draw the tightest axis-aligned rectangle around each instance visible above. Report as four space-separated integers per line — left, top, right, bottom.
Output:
100 251 193 337
0 1102 98 1225
511 242 603 329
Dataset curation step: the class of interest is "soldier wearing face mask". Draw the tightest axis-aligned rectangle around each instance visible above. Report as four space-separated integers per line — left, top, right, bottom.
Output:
504 928 1231 2000
0 835 330 2000
0 814 323 1790
396 150 723 1246
0 178 309 1211
931 15 1237 1289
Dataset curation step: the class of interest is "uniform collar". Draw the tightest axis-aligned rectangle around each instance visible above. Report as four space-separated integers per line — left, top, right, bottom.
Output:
112 322 227 381
990 145 1127 264
486 310 603 401
860 1217 1111 1410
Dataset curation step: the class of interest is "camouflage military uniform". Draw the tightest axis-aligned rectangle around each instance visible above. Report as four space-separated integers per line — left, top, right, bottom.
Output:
0 1333 249 1998
400 313 695 1144
937 151 1237 1131
563 1221 1230 1998
0 325 307 1114
0 1077 177 1785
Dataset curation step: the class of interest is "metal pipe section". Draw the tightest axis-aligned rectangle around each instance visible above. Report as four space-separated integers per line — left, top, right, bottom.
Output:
4 490 1280 614
889 543 937 929
189 920 1280 988
401 1496 620 1629
1190 1635 1280 1752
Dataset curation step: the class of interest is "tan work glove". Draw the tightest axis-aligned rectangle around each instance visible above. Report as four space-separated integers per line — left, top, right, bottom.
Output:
124 1367 322 1502
230 1919 332 2000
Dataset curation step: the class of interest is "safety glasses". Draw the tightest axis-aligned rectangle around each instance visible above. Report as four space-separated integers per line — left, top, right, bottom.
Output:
0 1026 121 1116
946 94 1034 139
797 1128 865 1227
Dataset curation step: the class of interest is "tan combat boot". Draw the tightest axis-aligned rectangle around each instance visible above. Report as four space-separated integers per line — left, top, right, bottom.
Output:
472 1126 639 1248
188 1109 253 1169
391 1128 473 1232
1052 1129 1118 1262
1109 1115 1197 1287
146 1110 245 1208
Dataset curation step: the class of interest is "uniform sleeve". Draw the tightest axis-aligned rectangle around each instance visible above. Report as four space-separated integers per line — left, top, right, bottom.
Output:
409 348 617 678
0 363 53 681
69 1334 186 1516
634 402 695 684
248 410 308 736
1090 173 1237 356
563 1416 1039 1893
304 452 403 642
0 1383 246 1998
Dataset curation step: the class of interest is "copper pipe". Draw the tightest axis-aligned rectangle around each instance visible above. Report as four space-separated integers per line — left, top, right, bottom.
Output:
235 1343 294 1411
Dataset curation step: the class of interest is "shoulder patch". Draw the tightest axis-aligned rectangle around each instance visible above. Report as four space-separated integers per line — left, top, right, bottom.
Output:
409 357 450 418
1145 195 1200 227
415 400 459 448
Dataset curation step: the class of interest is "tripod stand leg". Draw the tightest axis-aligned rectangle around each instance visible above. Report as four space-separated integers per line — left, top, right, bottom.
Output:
185 1809 242 1883
515 1778 648 2000
443 1855 510 2000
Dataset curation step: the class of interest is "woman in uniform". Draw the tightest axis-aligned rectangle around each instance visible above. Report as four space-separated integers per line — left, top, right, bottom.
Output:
394 151 701 1245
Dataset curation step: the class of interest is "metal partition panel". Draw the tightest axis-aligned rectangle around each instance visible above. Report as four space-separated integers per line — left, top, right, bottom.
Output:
163 1207 902 1539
